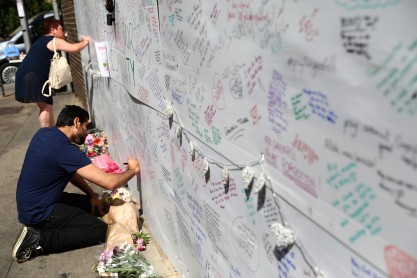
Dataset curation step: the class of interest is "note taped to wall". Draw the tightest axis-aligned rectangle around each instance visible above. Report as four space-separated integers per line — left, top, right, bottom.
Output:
95 42 109 77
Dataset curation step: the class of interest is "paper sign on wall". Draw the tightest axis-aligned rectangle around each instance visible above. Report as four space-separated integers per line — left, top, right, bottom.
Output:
95 42 109 77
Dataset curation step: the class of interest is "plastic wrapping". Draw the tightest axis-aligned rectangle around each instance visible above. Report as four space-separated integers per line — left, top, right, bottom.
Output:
102 202 140 250
92 153 123 174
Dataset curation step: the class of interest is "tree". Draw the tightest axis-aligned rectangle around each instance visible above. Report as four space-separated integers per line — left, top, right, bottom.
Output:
0 0 52 39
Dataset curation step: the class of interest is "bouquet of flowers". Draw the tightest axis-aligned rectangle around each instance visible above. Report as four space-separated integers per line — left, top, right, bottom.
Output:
102 202 140 251
93 243 162 278
132 231 151 251
102 185 132 210
79 128 108 158
93 153 123 174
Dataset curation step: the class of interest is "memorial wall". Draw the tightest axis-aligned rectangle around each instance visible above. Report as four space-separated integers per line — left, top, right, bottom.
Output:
73 0 417 277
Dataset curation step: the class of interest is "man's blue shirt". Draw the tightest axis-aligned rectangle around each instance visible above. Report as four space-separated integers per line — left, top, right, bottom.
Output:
16 127 91 225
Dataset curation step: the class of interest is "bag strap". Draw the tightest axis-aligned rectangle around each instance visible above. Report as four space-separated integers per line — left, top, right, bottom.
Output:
41 80 52 97
53 37 57 53
42 37 64 97
52 37 60 60
42 37 58 97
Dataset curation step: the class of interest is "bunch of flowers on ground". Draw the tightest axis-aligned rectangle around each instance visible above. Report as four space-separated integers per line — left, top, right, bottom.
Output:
93 243 162 278
79 128 108 158
132 231 151 251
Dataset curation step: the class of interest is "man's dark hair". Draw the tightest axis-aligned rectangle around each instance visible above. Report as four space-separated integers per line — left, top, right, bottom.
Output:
55 105 89 127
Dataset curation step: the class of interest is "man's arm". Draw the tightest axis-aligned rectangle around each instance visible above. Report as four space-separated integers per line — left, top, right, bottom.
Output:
70 172 105 215
70 172 97 198
76 156 140 191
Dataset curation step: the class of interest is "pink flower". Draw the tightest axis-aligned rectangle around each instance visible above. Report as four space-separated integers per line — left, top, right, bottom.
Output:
136 239 146 251
98 249 112 264
86 134 94 144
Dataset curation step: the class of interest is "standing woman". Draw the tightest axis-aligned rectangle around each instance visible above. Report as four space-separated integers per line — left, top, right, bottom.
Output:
15 19 89 127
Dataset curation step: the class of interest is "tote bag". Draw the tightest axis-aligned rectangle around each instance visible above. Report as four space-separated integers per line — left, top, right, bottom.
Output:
41 38 72 97
4 42 19 59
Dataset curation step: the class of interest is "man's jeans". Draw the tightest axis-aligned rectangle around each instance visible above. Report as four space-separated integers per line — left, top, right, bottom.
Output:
28 192 108 253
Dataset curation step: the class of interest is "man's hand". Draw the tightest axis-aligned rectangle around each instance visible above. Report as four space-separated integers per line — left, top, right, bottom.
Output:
126 156 140 174
90 195 106 216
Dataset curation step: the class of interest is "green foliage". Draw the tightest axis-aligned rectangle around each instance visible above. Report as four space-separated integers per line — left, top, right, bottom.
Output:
0 0 53 39
132 231 151 245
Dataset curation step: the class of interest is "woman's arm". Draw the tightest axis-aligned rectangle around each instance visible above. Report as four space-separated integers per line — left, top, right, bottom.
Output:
48 36 89 53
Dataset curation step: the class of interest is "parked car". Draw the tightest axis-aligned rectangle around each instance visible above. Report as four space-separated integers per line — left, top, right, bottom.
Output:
0 11 54 83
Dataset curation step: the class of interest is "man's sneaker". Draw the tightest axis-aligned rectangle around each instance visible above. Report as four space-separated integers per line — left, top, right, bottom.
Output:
12 226 43 263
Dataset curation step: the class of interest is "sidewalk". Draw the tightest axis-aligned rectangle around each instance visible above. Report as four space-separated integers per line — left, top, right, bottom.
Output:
0 83 178 278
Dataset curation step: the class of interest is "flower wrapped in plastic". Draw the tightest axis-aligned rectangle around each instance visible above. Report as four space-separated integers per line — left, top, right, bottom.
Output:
79 128 108 158
93 154 123 174
102 185 132 210
111 186 131 202
102 202 140 250
93 243 162 278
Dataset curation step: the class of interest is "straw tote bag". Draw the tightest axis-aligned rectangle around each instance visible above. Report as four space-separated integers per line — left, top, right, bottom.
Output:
41 38 72 97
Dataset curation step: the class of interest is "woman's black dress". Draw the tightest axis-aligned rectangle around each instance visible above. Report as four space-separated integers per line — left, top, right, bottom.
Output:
15 36 54 104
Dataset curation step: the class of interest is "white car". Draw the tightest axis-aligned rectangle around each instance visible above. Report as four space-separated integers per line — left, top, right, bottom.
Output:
0 11 54 83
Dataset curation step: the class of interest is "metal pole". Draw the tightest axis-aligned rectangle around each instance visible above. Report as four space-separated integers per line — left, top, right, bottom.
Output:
52 0 60 20
16 0 31 52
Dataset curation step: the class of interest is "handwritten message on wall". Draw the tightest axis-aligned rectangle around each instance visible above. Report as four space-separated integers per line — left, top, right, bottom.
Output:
74 0 417 277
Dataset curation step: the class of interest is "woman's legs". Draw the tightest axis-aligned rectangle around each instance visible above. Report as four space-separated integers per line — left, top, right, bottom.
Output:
36 102 54 127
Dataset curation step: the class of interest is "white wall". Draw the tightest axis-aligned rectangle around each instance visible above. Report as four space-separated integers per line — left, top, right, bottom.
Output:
74 1 417 277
